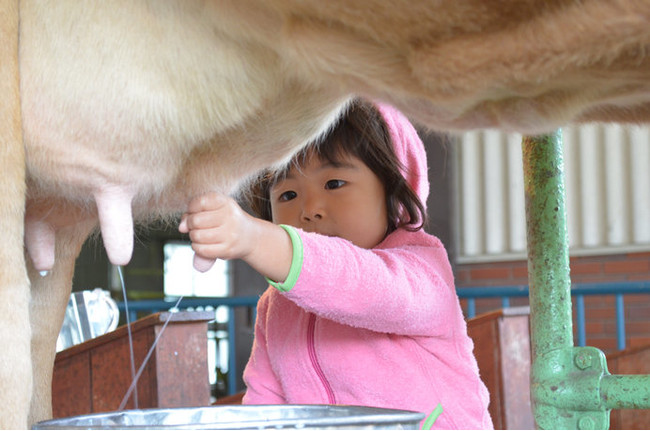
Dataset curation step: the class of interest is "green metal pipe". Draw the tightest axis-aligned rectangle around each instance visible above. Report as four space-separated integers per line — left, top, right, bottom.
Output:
601 374 650 410
522 131 573 358
523 131 577 429
521 131 650 429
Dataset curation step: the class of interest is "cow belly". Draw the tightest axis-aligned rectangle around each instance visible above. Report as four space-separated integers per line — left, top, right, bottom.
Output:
18 0 349 270
19 0 284 203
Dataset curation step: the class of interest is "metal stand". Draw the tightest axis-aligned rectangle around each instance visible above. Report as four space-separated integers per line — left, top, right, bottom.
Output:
522 131 650 429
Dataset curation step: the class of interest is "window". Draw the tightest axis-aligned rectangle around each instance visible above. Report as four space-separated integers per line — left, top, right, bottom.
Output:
163 241 230 298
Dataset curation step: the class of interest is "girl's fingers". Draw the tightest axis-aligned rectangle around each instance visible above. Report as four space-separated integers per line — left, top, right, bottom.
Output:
182 193 250 262
187 192 228 213
178 213 189 233
188 225 229 245
183 209 225 233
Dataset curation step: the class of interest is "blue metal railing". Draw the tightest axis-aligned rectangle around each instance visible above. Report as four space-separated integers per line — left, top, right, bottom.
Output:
116 296 259 395
457 281 650 351
116 281 650 394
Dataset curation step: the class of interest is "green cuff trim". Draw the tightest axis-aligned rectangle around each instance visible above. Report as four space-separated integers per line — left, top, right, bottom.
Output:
421 403 443 430
266 225 303 292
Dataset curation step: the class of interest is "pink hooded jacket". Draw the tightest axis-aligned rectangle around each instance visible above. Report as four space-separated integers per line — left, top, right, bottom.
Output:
242 103 493 430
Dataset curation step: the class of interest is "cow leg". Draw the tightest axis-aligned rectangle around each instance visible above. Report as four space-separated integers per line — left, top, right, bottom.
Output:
27 220 96 426
0 0 31 428
0 254 31 431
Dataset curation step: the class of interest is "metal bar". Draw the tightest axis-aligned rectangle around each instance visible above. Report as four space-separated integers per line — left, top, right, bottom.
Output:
576 295 586 347
456 284 649 350
116 296 260 311
522 131 573 356
456 281 650 299
467 298 476 318
520 132 650 429
227 307 237 395
457 285 530 298
601 374 650 410
572 282 650 294
522 131 574 428
501 297 510 309
457 284 650 352
114 296 259 396
615 294 626 351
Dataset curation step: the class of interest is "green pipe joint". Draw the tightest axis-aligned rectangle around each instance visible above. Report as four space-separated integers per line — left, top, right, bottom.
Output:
532 346 610 429
533 346 650 429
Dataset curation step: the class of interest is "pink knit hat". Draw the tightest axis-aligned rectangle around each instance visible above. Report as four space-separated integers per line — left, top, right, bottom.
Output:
376 103 430 209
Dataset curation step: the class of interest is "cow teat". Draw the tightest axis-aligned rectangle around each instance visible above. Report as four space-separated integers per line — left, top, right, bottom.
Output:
94 186 136 267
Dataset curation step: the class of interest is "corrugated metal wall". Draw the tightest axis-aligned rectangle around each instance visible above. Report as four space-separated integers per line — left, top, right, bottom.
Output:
454 125 650 263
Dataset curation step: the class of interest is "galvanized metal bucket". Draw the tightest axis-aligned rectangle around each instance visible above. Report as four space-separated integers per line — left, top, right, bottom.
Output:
33 405 425 429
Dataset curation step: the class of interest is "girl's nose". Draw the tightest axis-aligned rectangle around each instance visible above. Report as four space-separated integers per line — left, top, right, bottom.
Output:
300 197 324 222
301 211 323 222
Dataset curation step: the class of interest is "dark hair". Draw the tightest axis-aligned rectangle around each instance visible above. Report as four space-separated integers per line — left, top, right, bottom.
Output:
246 99 427 234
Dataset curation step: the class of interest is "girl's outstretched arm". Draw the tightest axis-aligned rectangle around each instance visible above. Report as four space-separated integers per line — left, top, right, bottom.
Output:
179 192 292 284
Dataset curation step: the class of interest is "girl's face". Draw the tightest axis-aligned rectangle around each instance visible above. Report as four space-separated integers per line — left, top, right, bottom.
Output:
270 151 388 249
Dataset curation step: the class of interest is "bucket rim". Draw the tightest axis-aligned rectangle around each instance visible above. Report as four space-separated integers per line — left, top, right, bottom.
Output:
33 404 425 430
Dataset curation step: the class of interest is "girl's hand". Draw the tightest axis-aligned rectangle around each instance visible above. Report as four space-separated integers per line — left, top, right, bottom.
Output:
179 193 292 282
180 193 257 265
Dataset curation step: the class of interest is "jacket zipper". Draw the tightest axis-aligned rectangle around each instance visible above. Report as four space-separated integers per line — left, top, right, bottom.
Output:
307 313 336 404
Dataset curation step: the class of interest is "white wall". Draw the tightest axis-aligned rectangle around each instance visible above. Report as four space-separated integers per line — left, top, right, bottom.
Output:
454 125 650 263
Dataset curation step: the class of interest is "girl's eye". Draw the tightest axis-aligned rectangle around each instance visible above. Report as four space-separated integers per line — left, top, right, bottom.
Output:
278 190 297 202
325 179 345 190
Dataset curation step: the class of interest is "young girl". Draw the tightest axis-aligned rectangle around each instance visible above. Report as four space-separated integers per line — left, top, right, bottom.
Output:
179 100 493 429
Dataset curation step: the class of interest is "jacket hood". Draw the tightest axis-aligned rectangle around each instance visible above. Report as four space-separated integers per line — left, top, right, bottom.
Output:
376 103 429 208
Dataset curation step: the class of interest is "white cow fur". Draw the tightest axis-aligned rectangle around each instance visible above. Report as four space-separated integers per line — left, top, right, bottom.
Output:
1 0 649 427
